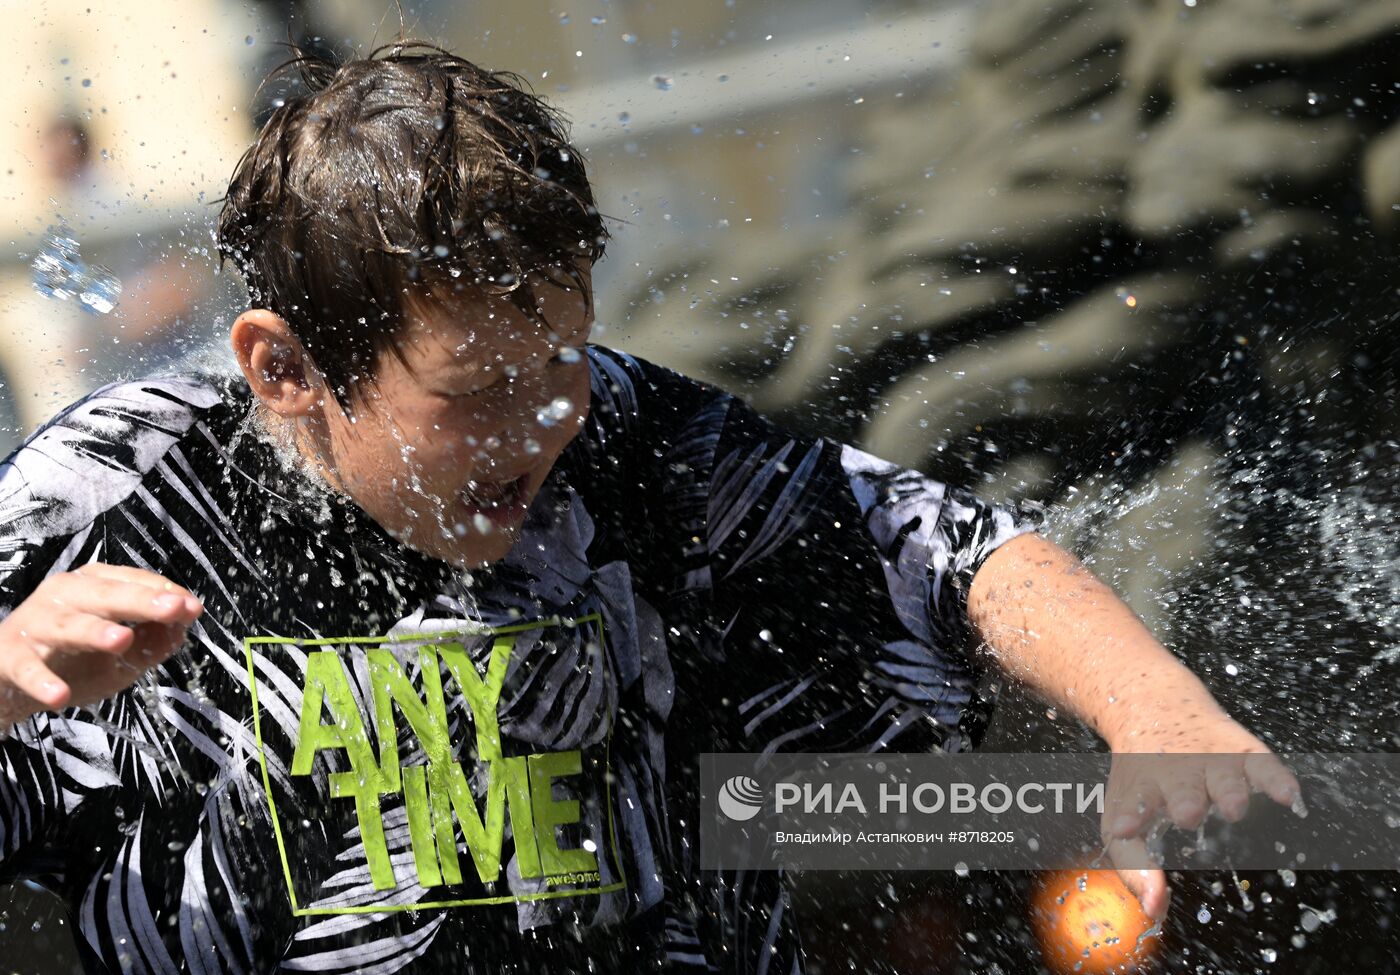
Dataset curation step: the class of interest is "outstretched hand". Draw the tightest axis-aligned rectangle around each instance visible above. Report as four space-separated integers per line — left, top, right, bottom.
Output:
0 563 202 731
1102 715 1301 921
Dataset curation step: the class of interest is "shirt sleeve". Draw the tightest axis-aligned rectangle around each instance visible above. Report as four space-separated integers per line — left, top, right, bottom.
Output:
0 486 110 878
620 350 1042 755
0 380 194 877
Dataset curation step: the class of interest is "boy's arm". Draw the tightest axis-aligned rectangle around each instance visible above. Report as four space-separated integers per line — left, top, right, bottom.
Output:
967 531 1300 918
968 532 1242 752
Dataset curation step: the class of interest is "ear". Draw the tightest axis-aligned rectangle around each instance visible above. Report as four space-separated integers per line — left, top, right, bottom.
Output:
230 309 322 418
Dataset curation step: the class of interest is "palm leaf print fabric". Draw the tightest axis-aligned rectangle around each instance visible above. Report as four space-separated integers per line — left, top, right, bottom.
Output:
0 346 1037 973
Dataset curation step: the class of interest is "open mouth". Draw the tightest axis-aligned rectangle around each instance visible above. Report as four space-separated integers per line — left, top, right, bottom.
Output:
458 474 529 519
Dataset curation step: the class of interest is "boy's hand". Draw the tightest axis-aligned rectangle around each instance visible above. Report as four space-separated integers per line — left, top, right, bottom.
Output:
0 563 203 730
969 536 1302 922
1101 714 1301 921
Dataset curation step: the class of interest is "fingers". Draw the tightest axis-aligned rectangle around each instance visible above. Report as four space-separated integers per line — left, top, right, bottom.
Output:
37 573 202 629
1106 837 1170 921
74 562 189 592
1111 752 1299 839
0 565 202 723
40 613 135 656
1104 756 1164 839
1244 752 1302 807
0 641 71 710
1156 758 1209 830
1204 760 1251 822
124 620 191 666
72 563 204 615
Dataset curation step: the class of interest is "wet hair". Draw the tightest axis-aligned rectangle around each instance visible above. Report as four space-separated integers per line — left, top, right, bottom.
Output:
216 42 609 408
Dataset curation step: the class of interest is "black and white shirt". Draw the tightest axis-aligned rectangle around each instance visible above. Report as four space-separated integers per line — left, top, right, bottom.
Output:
0 346 1036 973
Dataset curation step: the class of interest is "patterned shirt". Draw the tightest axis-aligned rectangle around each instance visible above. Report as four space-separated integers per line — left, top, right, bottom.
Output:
0 345 1036 973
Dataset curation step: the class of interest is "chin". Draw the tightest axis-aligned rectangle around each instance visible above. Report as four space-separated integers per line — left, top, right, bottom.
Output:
375 462 555 569
415 543 508 572
382 508 522 570
435 529 520 570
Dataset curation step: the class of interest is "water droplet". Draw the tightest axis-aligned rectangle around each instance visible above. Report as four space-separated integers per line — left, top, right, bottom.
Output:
523 438 542 455
557 345 583 364
1196 906 1212 923
1261 948 1277 963
652 75 674 91
558 12 571 24
621 32 637 44
1299 904 1335 932
953 862 969 877
245 35 255 45
590 15 606 25
535 396 575 428
81 78 92 87
618 111 631 126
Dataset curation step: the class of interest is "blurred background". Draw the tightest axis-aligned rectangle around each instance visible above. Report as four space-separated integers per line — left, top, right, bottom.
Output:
0 0 1396 971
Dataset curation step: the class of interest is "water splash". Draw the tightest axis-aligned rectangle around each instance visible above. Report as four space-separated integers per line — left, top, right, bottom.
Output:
31 225 122 314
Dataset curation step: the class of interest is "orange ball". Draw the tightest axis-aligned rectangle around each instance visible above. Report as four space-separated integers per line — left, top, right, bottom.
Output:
1031 870 1160 975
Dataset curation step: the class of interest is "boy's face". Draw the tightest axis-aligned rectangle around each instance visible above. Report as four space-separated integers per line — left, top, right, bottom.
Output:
303 266 594 569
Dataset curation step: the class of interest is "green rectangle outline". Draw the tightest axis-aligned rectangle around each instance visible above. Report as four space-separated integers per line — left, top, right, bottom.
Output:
243 613 628 916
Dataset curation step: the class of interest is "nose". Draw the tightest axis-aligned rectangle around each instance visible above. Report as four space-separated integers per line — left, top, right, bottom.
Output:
465 386 556 464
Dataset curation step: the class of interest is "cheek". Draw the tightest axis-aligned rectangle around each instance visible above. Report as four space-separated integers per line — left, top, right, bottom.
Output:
334 400 449 475
326 417 402 497
536 365 591 445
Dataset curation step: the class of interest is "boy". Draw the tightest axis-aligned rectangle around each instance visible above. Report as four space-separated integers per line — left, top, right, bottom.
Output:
0 45 1296 973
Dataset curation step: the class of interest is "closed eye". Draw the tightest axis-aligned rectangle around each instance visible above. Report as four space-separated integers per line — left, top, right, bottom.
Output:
435 338 586 400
